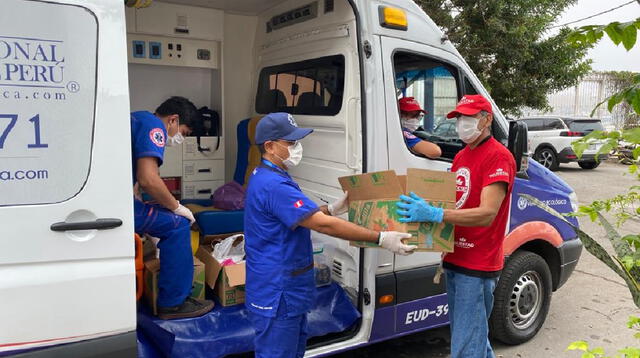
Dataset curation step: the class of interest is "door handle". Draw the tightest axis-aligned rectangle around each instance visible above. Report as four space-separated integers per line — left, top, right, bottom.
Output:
198 168 212 173
50 218 123 232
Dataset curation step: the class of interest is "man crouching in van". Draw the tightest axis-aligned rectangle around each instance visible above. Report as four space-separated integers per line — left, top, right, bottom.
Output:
131 96 214 319
397 95 516 358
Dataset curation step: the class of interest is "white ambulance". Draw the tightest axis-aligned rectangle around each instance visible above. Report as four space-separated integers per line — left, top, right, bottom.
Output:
0 0 581 356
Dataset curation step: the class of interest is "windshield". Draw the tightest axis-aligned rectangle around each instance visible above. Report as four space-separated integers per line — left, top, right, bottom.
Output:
565 120 604 133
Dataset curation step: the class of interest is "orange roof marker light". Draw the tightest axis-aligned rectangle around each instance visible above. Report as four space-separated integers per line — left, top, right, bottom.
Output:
379 6 408 31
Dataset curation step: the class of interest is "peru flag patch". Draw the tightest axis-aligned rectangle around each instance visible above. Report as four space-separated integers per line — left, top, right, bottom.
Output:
294 200 304 208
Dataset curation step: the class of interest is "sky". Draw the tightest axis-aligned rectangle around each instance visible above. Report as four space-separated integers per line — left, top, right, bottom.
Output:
552 0 640 72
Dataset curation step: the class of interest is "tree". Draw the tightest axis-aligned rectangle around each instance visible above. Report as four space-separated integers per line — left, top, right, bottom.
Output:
415 0 594 115
567 18 640 118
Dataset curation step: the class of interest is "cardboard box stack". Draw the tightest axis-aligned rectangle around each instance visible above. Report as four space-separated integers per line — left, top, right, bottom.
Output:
339 168 456 252
143 256 206 315
196 233 246 307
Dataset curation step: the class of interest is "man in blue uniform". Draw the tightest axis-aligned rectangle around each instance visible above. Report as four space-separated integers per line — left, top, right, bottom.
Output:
131 96 214 319
245 112 417 358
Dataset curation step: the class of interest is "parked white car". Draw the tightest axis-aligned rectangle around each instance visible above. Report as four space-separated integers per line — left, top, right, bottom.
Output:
520 117 607 171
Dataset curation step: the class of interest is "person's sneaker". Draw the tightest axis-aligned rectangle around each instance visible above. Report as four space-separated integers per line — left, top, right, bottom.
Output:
157 297 214 320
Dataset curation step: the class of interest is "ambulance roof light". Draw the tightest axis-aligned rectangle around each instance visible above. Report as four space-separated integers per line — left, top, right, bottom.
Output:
379 6 408 31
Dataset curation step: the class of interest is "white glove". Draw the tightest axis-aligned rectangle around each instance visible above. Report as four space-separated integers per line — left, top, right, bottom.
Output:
328 191 349 216
133 183 143 201
379 231 417 256
173 203 196 225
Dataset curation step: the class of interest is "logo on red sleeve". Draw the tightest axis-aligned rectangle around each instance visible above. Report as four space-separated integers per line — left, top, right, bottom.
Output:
294 200 304 208
149 128 165 148
489 168 509 178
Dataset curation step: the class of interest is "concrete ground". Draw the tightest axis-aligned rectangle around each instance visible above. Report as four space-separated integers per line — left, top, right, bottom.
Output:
337 161 639 358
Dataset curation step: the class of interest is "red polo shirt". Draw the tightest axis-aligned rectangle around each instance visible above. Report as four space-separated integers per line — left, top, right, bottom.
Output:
443 136 516 276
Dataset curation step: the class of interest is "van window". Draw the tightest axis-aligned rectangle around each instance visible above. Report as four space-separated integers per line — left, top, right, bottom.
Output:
255 55 345 116
0 2 97 206
394 51 461 159
464 77 478 95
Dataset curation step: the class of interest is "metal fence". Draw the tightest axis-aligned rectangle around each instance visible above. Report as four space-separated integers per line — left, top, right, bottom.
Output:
520 72 634 130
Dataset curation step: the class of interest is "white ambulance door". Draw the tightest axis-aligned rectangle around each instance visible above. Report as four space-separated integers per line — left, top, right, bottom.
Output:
380 36 461 292
0 0 136 354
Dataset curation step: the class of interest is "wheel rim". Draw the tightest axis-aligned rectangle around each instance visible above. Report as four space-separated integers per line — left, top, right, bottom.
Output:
509 270 543 330
538 150 554 168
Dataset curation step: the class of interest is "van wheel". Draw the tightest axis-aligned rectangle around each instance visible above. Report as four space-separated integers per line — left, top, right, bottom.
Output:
578 160 600 169
490 250 552 345
535 148 559 171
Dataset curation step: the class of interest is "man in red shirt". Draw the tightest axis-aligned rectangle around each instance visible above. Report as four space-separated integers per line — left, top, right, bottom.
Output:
396 94 516 358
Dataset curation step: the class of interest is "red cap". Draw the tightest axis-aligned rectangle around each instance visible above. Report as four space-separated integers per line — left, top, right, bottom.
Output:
446 94 492 118
399 97 426 113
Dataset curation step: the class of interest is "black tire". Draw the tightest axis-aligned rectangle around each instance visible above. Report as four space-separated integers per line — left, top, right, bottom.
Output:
578 160 600 169
535 147 559 171
490 250 552 345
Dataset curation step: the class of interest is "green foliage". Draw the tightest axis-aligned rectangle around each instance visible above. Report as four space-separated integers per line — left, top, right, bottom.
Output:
414 0 593 115
521 194 640 305
567 19 640 122
521 193 640 357
561 12 640 357
567 19 640 51
566 334 640 358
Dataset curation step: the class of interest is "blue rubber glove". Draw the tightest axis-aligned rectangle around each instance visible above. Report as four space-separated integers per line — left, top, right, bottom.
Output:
396 192 444 223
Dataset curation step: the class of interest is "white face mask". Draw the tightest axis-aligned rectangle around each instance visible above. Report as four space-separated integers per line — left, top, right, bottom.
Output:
276 141 303 168
167 132 185 147
401 118 421 132
456 115 483 144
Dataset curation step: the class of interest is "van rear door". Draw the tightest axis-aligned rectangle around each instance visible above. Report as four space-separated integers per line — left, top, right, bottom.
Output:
0 0 135 353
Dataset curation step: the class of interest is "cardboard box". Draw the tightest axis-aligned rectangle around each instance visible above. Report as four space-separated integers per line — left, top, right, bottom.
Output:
143 256 206 315
195 236 246 307
339 169 456 252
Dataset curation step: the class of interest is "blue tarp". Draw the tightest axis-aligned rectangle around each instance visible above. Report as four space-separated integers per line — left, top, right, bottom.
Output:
137 283 361 358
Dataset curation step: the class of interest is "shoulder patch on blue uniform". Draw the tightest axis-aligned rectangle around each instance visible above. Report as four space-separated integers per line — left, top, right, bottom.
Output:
149 128 165 148
403 130 417 139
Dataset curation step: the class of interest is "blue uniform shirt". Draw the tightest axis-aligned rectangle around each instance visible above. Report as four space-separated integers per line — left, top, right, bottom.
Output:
403 127 422 148
244 160 320 318
130 111 166 184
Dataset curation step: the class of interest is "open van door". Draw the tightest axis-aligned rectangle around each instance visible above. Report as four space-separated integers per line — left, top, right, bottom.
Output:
380 36 454 279
0 0 136 354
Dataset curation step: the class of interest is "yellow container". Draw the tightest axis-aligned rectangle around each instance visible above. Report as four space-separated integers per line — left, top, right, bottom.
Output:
191 230 200 256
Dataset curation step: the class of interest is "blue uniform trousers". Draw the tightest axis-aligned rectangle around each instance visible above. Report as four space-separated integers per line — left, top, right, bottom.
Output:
134 200 193 308
249 299 308 358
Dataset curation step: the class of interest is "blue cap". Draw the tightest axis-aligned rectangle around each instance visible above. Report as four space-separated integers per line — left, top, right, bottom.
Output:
255 112 314 144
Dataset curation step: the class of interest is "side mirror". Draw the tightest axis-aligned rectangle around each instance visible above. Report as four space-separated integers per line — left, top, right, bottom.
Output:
508 120 529 175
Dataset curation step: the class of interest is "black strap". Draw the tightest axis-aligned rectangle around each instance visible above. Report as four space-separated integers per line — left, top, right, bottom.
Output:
291 262 314 277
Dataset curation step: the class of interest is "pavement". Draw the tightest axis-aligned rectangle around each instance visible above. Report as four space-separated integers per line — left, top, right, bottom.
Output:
337 161 639 358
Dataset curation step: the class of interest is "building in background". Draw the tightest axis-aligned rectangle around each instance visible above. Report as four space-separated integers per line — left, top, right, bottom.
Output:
521 72 638 130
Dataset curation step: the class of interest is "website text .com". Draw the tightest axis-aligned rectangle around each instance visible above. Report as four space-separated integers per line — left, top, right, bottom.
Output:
1 89 66 101
0 169 49 181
